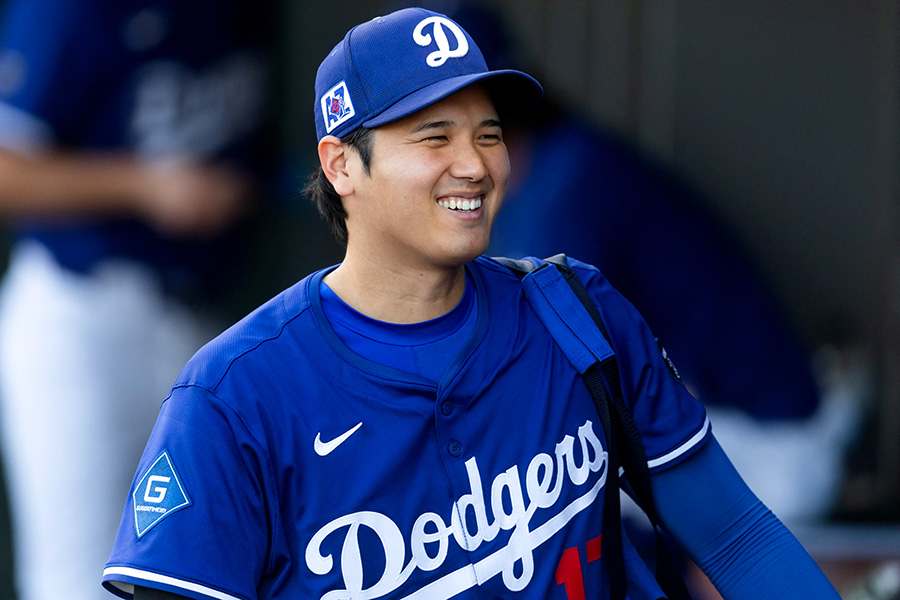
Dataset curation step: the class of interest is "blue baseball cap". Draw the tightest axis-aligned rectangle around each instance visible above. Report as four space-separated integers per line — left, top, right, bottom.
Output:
313 7 543 140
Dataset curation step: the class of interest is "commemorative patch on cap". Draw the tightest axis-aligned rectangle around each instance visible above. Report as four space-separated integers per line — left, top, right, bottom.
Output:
321 80 355 134
133 451 191 538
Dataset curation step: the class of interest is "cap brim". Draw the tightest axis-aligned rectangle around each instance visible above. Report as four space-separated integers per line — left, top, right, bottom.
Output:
362 69 543 129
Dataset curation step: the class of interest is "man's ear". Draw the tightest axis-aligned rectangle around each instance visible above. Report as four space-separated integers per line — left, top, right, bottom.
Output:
318 135 354 196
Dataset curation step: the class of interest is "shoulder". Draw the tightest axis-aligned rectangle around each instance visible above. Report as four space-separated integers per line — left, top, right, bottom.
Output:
175 270 324 392
476 253 632 331
472 254 549 304
473 254 533 277
480 253 608 287
157 271 337 448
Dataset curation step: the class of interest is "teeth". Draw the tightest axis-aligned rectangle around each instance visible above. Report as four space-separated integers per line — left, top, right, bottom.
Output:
439 197 483 211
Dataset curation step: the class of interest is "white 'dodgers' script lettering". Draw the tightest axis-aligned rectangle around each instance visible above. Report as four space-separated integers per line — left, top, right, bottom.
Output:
305 420 607 600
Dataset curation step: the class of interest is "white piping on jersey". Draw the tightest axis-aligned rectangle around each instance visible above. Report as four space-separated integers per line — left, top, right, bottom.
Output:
615 416 712 477
647 416 710 470
102 566 242 600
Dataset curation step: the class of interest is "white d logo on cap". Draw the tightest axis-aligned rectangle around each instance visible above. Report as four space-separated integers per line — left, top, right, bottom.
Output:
413 16 469 67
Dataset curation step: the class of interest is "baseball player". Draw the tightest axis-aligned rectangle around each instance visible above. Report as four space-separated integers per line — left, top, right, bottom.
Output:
103 7 840 600
0 1 271 599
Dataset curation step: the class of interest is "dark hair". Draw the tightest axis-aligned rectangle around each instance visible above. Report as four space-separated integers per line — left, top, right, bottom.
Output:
303 126 375 245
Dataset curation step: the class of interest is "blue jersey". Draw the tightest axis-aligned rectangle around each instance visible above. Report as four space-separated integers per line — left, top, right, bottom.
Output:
0 0 270 299
103 256 709 600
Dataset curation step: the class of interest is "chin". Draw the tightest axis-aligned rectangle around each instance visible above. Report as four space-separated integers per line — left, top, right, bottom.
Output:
440 245 488 268
464 237 491 261
434 232 491 267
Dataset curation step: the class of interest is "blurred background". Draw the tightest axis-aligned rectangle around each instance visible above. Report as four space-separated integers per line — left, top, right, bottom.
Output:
0 0 899 598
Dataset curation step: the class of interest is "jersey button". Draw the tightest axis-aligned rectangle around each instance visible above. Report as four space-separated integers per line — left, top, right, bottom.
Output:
441 401 453 416
448 440 463 457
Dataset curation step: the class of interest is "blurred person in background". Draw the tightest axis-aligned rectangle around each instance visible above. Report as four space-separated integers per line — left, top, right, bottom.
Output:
0 1 274 599
426 0 864 527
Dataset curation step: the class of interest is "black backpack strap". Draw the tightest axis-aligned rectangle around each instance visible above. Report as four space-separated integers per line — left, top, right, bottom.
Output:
545 256 691 600
498 254 691 600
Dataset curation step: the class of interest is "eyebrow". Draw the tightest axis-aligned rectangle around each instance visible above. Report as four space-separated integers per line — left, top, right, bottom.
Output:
410 118 503 134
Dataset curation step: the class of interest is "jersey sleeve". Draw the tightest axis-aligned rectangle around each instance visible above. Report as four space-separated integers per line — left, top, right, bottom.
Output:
568 256 711 472
103 384 276 600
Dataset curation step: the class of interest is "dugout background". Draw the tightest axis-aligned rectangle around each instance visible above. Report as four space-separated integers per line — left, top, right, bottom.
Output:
1 0 899 597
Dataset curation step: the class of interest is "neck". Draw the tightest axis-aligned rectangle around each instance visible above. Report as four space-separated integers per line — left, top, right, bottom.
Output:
323 253 467 324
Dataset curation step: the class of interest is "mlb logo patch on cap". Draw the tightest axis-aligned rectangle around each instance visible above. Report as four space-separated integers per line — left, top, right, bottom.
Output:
132 451 191 538
321 81 355 134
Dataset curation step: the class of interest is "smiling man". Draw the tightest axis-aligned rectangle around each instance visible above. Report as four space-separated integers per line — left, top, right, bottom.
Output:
320 85 507 323
101 7 841 600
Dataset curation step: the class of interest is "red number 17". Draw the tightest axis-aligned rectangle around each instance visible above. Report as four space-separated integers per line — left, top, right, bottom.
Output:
555 536 603 600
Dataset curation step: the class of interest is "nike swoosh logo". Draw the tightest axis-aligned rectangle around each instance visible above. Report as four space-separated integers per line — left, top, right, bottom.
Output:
314 422 362 456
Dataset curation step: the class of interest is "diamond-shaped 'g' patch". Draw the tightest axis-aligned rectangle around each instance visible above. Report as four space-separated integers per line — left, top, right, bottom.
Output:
133 452 191 538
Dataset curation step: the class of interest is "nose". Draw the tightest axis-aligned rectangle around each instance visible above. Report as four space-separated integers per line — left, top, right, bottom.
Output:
449 139 489 181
